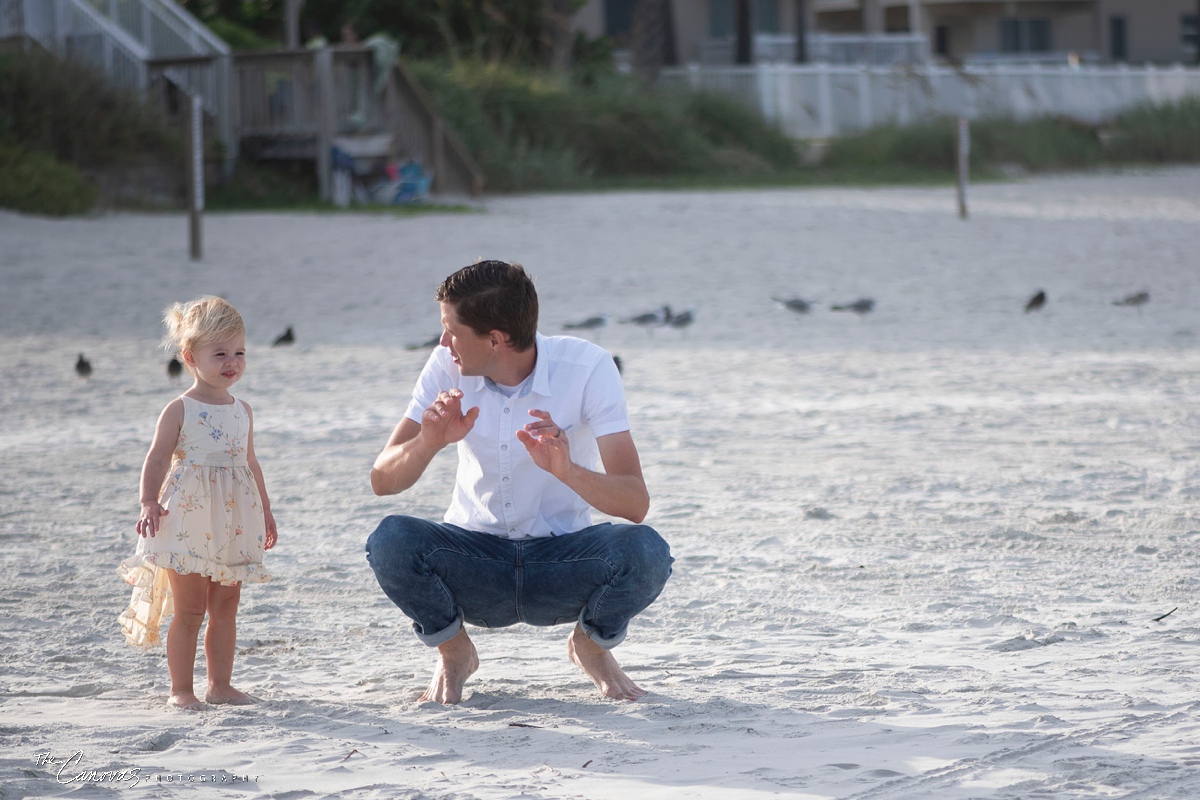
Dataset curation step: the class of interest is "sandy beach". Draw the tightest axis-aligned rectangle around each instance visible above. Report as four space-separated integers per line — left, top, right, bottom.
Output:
3 167 1200 798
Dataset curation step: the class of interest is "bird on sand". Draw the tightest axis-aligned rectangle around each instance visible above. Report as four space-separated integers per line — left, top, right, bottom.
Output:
667 307 695 330
773 296 812 314
75 353 92 379
167 356 184 379
1024 290 1046 313
1113 291 1149 308
564 313 609 331
272 326 295 346
621 306 671 328
831 298 875 315
405 333 443 351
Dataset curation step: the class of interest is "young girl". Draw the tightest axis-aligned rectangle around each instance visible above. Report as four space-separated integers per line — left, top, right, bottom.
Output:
118 296 277 710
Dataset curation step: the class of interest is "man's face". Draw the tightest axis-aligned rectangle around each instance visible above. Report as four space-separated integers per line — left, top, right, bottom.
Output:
439 302 495 377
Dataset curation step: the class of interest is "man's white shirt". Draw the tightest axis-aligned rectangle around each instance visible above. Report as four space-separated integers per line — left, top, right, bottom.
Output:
405 333 629 538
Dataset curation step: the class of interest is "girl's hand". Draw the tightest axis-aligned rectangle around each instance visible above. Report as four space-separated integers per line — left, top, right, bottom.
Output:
263 509 278 550
137 502 167 537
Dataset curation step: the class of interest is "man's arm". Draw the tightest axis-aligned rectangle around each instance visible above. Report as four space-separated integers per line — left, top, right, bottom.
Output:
371 389 479 496
516 428 650 523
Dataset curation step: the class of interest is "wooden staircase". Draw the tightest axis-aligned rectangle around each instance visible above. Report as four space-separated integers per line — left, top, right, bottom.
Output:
0 0 483 197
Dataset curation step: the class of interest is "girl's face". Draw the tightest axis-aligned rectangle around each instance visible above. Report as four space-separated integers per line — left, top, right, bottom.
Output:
185 333 246 392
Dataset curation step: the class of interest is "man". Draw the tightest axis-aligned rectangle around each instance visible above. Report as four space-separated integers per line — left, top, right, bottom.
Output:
367 260 672 705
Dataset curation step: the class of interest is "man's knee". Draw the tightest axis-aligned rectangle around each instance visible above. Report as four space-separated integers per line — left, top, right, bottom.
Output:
611 525 673 583
365 515 428 570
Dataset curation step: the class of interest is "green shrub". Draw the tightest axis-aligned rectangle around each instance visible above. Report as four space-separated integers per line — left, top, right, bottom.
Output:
0 50 180 167
408 60 799 191
0 143 97 216
1107 97 1200 162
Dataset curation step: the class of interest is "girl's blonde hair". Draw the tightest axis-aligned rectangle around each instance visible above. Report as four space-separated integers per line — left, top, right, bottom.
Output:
162 296 245 360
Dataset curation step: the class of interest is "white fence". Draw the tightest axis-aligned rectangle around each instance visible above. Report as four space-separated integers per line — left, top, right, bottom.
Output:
660 62 1200 139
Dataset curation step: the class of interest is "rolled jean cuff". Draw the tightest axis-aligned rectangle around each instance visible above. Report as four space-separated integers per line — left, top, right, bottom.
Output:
414 614 463 648
579 609 626 650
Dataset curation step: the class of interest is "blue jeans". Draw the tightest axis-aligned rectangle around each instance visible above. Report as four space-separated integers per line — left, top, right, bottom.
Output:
365 516 672 650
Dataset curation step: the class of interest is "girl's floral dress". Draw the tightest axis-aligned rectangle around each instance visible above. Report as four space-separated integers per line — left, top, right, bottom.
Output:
118 396 270 649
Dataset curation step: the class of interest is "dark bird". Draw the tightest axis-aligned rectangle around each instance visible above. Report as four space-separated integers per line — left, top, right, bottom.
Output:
667 307 695 329
74 353 92 379
167 356 184 379
564 313 609 331
1113 291 1149 308
773 296 812 314
621 306 671 328
831 298 875 315
1024 290 1046 313
405 333 443 351
272 326 295 347
612 354 623 375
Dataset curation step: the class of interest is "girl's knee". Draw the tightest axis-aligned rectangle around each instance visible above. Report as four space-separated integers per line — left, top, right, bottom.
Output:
171 610 206 632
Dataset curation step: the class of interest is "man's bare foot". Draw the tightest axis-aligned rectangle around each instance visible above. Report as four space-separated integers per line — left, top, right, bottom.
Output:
167 691 206 711
567 624 648 701
419 627 479 705
205 686 257 705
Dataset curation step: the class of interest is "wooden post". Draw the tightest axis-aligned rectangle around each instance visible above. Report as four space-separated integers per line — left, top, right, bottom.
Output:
794 0 808 63
315 47 335 203
735 0 753 65
285 0 304 50
188 94 204 260
956 117 969 220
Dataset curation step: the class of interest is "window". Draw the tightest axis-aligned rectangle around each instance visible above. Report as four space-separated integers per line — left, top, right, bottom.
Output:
935 24 950 56
710 0 779 37
1028 19 1051 52
710 0 733 37
1000 18 1052 53
755 0 780 34
604 0 637 39
1000 18 1021 52
1111 15 1128 61
1185 14 1198 50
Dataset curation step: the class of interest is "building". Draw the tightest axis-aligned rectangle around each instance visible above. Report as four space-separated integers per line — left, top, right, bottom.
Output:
574 1 1199 66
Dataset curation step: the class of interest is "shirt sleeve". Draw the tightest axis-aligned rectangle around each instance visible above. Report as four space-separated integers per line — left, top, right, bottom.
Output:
581 351 630 438
404 348 453 425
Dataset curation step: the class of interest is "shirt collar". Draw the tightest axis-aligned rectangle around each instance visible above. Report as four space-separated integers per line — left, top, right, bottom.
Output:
479 332 551 399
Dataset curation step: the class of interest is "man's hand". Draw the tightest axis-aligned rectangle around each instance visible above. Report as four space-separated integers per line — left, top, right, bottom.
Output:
420 390 480 448
516 409 571 480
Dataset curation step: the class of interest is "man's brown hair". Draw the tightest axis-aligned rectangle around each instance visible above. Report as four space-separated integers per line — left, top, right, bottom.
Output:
436 260 539 351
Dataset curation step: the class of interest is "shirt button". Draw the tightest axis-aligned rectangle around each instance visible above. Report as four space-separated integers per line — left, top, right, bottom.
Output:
503 476 510 483
501 444 508 451
505 502 512 508
503 407 510 414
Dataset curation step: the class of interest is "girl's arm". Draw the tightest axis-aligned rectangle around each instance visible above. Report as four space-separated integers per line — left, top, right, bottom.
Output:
244 403 277 550
137 399 184 537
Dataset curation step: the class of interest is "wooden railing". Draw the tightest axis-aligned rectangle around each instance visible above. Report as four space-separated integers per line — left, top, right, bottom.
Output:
230 46 483 198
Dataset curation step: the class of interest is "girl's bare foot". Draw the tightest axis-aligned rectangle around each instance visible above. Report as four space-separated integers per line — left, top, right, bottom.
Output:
567 625 648 701
168 691 206 711
205 686 257 705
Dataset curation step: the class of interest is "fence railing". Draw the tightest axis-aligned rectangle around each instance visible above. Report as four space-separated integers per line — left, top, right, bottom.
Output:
1 0 149 93
1 0 232 160
232 47 482 197
84 0 232 159
661 62 1200 139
